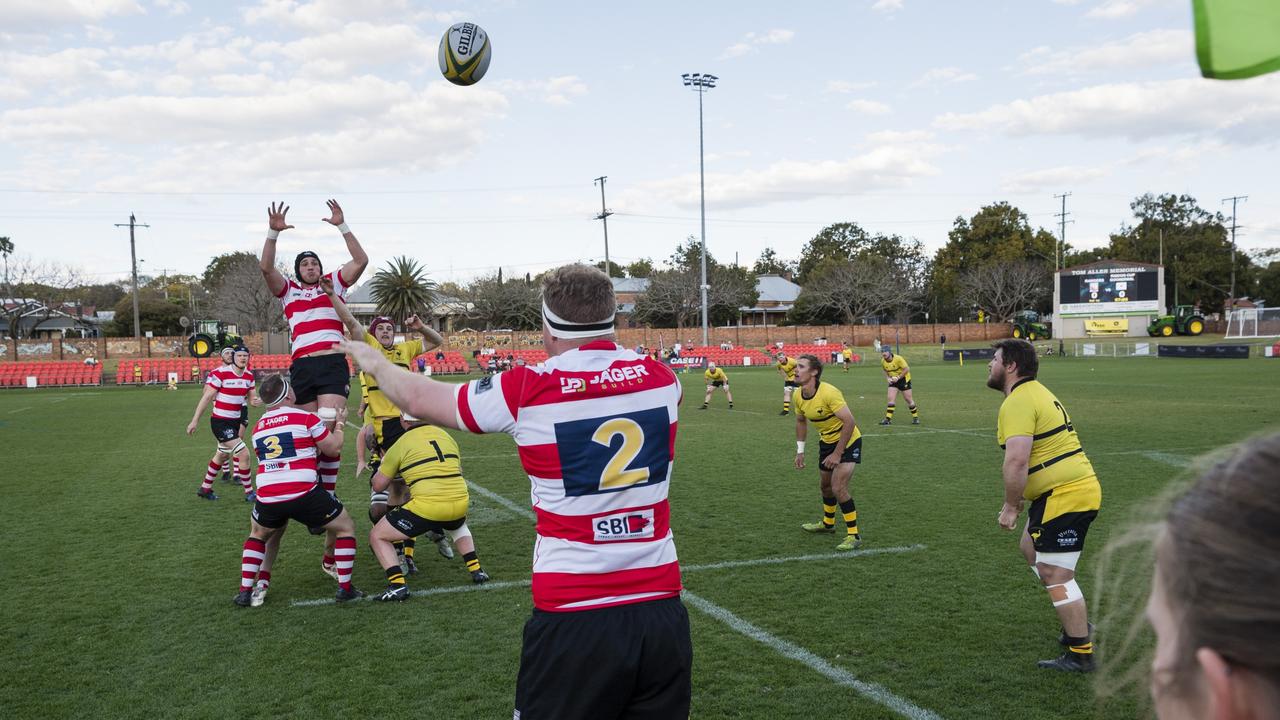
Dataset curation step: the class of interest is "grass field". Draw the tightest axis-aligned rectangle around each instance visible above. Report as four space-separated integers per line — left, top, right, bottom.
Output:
2 351 1278 719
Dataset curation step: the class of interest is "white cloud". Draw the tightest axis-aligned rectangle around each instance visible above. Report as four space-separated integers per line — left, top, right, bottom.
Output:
269 22 432 74
912 66 978 87
1015 29 1192 76
1085 0 1166 19
847 99 891 115
1000 165 1109 193
621 135 945 212
0 0 143 28
719 29 795 59
242 0 434 32
491 76 588 106
871 0 904 13
153 0 188 15
934 76 1280 143
826 79 877 93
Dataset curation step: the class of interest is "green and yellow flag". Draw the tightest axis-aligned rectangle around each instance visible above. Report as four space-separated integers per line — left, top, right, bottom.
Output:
1194 0 1280 79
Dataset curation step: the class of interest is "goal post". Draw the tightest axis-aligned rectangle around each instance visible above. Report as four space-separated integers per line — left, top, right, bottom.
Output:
1225 308 1280 338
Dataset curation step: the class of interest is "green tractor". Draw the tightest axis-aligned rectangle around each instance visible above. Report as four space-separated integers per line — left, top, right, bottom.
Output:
185 319 244 358
1010 311 1052 341
1147 305 1206 337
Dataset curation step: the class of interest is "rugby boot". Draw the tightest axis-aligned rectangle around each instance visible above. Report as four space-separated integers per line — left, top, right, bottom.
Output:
335 586 366 603
374 585 409 602
801 521 836 533
233 589 253 607
250 582 269 608
778 410 790 416
1058 622 1096 646
426 531 454 559
244 491 256 503
836 535 864 552
911 418 920 425
321 560 339 581
878 418 892 426
197 488 219 501
728 403 733 409
404 556 419 575
1037 651 1095 673
699 404 707 410
471 570 491 584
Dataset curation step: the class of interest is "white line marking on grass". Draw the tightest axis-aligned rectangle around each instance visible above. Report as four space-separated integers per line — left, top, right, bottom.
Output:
683 591 945 720
467 481 535 521
291 578 533 607
1140 451 1188 467
6 407 32 414
860 426 991 439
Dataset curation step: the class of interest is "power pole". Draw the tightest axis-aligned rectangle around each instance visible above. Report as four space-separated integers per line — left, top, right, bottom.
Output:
115 214 150 341
1053 192 1073 271
1221 195 1247 309
593 176 613 275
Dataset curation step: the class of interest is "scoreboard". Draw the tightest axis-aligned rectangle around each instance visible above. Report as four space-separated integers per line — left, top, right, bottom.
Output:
1058 265 1159 315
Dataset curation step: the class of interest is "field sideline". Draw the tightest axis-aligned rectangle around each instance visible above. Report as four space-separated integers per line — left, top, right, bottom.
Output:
2 354 1277 719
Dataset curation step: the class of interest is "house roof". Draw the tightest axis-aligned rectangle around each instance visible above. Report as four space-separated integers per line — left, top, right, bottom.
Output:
611 277 651 293
753 274 801 303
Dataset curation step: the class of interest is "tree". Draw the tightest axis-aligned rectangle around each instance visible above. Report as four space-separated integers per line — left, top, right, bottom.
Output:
370 256 437 325
464 272 541 329
631 269 698 329
752 247 792 276
625 258 654 278
595 260 626 278
930 203 1057 320
955 261 1051 322
108 290 186 336
632 238 758 329
792 256 920 325
2 255 85 338
1255 260 1280 306
207 252 286 333
796 223 872 283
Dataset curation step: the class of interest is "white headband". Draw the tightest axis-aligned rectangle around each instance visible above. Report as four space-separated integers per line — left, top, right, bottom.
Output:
542 302 615 339
266 377 290 407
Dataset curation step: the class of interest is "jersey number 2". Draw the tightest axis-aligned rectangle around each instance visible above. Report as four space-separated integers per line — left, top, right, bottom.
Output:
592 418 649 491
554 408 671 497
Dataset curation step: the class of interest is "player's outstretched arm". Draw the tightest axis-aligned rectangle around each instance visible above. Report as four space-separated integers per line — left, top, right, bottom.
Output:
340 340 461 430
322 199 369 287
999 436 1032 530
321 276 365 340
187 385 218 435
316 417 346 456
406 314 444 351
794 417 808 469
261 202 291 297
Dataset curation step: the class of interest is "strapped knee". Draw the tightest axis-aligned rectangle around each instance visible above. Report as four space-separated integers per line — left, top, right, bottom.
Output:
446 523 472 543
231 440 246 455
1046 579 1084 607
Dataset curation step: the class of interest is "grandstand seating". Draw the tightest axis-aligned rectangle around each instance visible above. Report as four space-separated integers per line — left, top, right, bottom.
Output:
0 361 103 388
411 350 471 375
682 346 776 367
776 344 863 364
112 354 346 385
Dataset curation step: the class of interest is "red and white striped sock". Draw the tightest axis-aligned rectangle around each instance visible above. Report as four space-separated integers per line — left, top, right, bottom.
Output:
257 570 271 587
318 453 340 496
333 536 356 590
201 460 220 492
233 456 253 494
240 537 266 592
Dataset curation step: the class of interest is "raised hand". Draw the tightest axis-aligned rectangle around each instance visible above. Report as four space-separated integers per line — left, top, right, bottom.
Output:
268 202 294 233
320 275 335 296
405 314 421 329
322 199 345 227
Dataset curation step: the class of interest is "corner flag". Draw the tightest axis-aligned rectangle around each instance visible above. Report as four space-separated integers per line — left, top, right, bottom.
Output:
1193 0 1280 79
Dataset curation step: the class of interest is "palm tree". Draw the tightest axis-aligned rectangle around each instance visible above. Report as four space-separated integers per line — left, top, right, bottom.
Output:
369 256 438 326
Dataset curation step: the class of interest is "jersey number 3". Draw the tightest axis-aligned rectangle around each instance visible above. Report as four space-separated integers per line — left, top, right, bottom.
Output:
255 433 297 461
555 408 671 496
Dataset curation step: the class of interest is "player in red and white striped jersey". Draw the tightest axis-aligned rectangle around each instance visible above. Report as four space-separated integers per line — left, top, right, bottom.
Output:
187 345 261 501
234 373 363 607
342 264 691 720
260 199 368 577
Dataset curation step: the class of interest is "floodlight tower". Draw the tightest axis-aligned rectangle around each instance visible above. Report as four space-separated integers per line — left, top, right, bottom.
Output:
682 72 718 346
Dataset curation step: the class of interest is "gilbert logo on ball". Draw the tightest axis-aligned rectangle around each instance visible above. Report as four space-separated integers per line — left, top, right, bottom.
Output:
439 22 491 86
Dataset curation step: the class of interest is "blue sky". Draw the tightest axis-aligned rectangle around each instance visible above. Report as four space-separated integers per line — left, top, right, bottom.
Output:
1 0 1276 288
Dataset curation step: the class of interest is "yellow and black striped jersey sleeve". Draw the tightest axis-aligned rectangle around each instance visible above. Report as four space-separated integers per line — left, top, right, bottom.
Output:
997 379 1097 499
795 382 861 445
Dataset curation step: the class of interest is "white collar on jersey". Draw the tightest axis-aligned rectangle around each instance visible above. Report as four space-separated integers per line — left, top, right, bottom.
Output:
542 302 615 339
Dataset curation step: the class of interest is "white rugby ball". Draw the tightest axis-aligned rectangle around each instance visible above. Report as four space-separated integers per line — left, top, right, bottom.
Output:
439 22 492 86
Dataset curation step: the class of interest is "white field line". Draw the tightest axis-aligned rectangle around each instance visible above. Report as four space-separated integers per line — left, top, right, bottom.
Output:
290 543 927 607
1140 451 1188 467
466 481 535 522
683 591 945 720
6 406 32 414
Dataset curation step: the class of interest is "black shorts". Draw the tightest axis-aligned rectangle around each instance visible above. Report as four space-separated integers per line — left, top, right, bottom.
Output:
210 418 240 443
890 377 912 391
818 437 863 465
384 506 465 538
1027 483 1100 554
784 380 798 389
252 484 344 531
379 417 407 450
515 597 691 720
290 353 350 406
240 406 249 427
709 380 725 388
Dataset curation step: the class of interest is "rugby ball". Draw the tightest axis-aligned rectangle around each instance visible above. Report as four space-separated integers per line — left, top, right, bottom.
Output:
439 22 492 86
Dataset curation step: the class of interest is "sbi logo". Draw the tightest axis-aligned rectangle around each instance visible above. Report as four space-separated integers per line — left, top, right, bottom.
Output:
593 509 655 542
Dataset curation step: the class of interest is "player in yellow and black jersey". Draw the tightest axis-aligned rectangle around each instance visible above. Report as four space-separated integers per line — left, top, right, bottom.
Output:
879 349 920 425
323 276 451 570
368 413 491 601
700 361 733 410
776 352 799 415
988 338 1101 674
792 354 864 551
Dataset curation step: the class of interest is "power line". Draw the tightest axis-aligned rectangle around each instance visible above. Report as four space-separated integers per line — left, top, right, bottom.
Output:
594 176 613 272
1221 195 1247 307
1053 192 1073 271
114 214 149 341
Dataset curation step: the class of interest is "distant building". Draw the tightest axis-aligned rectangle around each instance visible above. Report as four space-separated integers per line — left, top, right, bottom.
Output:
611 274 803 327
343 284 466 332
1 298 102 339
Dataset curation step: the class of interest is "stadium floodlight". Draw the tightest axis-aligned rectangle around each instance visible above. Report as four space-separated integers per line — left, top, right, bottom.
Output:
682 73 718 346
